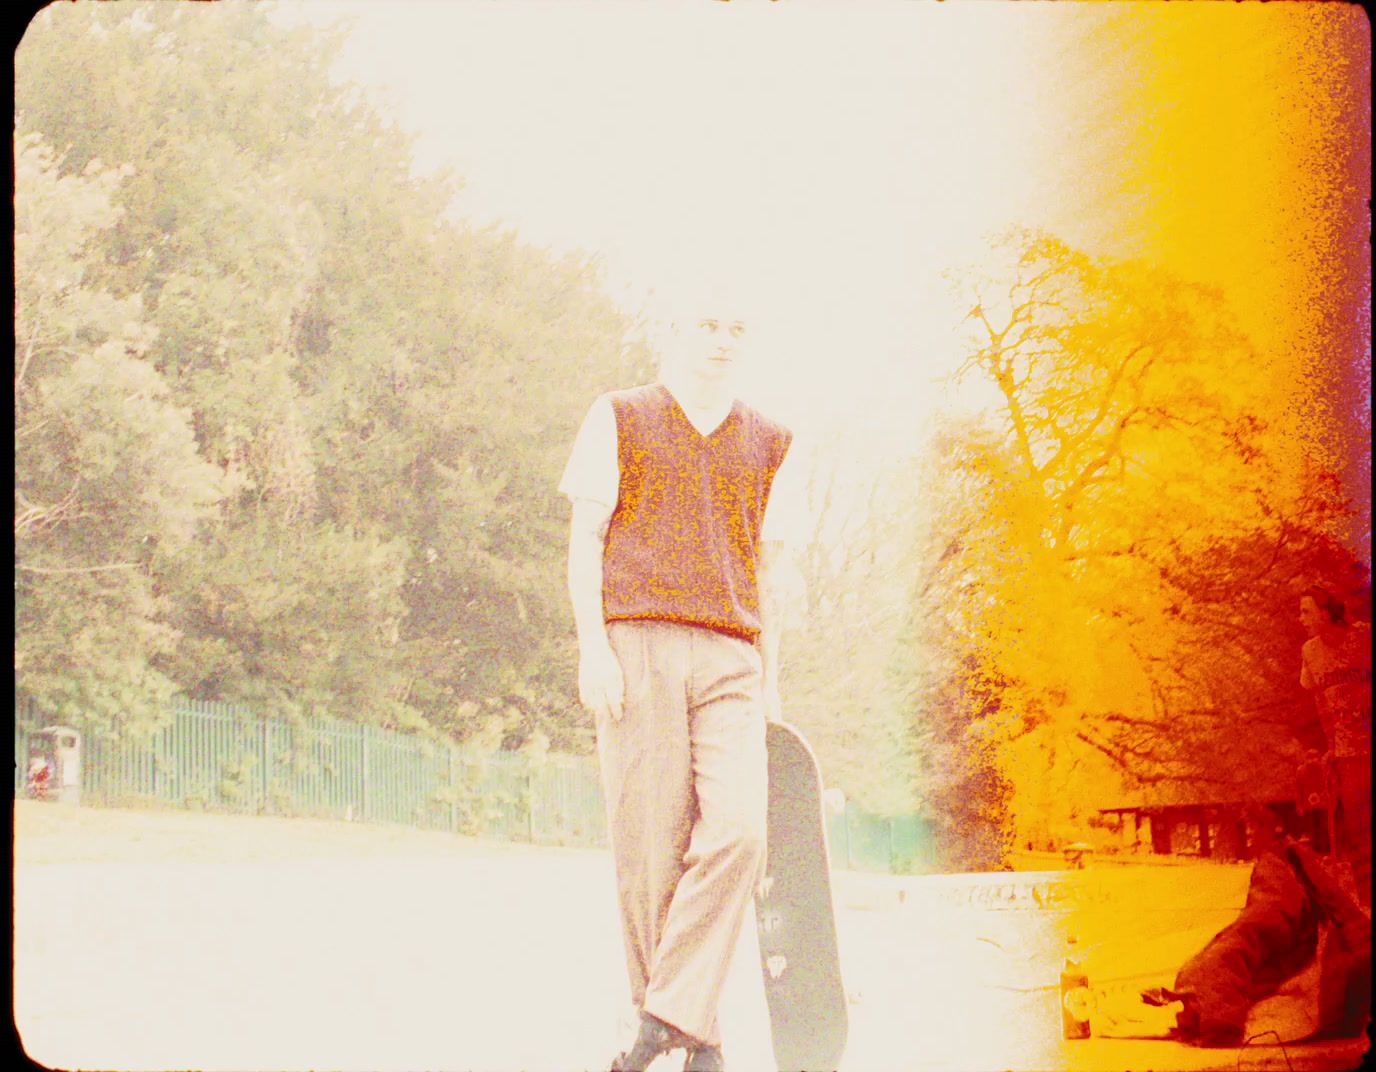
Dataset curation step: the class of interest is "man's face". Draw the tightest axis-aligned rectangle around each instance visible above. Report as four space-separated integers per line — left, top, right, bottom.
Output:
658 295 750 386
1299 596 1325 636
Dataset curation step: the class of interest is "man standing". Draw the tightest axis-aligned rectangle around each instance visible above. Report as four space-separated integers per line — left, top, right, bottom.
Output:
1299 584 1372 909
560 287 802 1072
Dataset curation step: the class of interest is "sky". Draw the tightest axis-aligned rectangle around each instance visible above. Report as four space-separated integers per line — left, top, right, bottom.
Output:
289 1 1070 457
287 0 1370 544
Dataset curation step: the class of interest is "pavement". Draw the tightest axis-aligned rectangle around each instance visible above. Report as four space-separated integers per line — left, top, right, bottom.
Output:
832 868 1369 1072
12 801 1370 1072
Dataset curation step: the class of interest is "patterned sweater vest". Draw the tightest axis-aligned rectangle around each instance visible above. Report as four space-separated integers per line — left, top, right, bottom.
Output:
602 384 792 642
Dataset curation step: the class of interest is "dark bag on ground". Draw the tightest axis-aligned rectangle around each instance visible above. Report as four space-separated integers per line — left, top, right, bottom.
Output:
1169 844 1370 1046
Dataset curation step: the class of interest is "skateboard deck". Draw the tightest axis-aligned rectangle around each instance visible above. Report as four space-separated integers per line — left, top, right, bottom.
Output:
1296 756 1330 813
1295 756 1336 853
755 720 848 1072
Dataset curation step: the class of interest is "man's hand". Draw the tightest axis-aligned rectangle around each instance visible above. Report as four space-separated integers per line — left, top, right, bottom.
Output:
579 641 625 723
762 670 783 724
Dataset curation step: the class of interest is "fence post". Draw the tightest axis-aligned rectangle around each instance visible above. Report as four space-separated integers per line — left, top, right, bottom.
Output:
448 747 456 834
527 765 536 843
360 724 370 823
260 718 270 813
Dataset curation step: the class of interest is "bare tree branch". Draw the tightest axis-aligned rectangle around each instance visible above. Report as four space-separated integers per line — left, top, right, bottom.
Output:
14 480 82 539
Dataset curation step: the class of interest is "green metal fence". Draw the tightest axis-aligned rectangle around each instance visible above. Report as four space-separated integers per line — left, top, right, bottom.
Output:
13 695 609 848
14 694 933 871
827 805 937 874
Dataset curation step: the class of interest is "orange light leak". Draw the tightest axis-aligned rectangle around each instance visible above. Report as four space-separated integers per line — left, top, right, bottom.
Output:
1141 7 1369 518
984 9 1369 1058
1037 4 1370 537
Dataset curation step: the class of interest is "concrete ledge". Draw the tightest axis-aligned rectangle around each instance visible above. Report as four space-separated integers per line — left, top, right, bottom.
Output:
835 861 1253 914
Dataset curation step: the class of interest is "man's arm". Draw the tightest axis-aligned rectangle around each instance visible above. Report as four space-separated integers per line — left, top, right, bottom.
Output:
568 497 623 722
757 539 802 723
755 436 808 723
1296 642 1327 757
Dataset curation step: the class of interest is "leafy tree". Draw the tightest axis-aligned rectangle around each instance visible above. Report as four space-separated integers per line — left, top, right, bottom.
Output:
779 445 921 814
913 229 1363 851
16 2 644 745
14 131 225 733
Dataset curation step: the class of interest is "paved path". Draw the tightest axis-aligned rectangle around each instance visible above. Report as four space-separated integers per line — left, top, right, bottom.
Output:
12 802 1369 1071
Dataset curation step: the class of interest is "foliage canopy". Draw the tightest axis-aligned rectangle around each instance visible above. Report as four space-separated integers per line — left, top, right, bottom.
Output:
16 2 648 747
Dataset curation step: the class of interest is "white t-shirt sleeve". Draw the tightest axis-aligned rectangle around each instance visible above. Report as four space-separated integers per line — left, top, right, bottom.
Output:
558 395 620 508
761 438 809 548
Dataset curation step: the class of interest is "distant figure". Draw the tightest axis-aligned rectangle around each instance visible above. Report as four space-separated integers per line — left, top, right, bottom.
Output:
560 283 803 1072
1298 585 1372 907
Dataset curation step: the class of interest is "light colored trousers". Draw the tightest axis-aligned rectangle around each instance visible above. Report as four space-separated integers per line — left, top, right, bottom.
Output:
596 620 768 1046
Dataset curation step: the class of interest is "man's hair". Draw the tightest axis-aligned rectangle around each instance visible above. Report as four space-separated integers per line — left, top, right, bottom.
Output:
642 279 753 333
1301 584 1346 624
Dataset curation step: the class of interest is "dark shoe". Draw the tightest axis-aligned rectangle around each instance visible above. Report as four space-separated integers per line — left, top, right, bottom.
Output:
684 1044 725 1072
610 1013 700 1072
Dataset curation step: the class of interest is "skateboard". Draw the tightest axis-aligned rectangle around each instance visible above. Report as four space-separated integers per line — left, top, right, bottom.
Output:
1296 755 1330 813
755 720 848 1072
1295 755 1337 854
